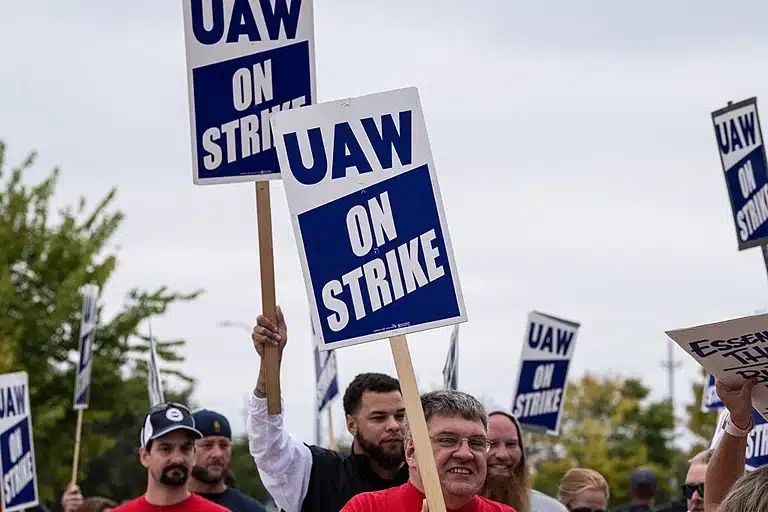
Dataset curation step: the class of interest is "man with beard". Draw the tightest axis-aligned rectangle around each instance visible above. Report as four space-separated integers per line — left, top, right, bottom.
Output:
190 409 267 511
248 306 408 512
340 390 514 512
481 412 567 512
111 403 228 512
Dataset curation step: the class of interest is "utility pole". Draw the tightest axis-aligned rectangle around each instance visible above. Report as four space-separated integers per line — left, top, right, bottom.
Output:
661 340 682 428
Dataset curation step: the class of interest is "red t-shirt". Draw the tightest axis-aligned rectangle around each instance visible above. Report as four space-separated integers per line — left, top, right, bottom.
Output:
340 481 516 512
111 493 229 512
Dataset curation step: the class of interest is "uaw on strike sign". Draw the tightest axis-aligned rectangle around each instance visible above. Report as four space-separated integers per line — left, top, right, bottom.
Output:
712 97 768 250
0 372 38 512
271 87 467 349
511 311 579 435
182 0 315 185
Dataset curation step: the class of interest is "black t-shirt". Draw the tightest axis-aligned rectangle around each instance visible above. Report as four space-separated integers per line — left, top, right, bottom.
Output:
300 444 409 512
197 488 267 512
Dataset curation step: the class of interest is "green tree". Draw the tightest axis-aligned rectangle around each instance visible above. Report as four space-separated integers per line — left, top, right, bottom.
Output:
229 435 271 503
686 367 718 456
0 142 201 503
526 374 680 507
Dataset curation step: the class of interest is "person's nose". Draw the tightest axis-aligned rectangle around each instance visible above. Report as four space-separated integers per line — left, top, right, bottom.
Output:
386 416 402 434
452 440 474 461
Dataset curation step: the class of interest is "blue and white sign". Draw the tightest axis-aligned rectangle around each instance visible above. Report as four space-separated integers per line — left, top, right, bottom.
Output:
701 373 724 413
74 284 99 410
711 408 768 471
443 325 459 390
271 87 467 349
314 346 338 412
712 97 768 250
0 372 39 512
511 311 580 435
182 0 316 185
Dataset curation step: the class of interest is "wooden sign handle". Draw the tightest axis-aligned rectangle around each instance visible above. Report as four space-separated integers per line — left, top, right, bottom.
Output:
255 182 281 415
70 408 84 486
389 335 446 512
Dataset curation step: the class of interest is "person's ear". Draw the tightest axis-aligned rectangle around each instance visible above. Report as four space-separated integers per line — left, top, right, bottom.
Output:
139 446 150 469
405 438 417 468
346 414 357 436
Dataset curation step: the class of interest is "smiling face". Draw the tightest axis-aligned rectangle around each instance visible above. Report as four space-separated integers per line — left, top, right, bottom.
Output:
407 413 488 506
486 414 523 477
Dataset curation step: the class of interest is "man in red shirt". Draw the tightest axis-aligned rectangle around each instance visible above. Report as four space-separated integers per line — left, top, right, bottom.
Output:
341 390 516 512
111 402 229 512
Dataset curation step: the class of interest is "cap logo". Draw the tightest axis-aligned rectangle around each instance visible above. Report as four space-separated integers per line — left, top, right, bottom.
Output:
166 408 184 422
213 419 221 433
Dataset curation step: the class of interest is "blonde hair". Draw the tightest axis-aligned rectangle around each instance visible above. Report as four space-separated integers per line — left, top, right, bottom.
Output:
557 468 610 508
688 448 713 466
721 465 768 512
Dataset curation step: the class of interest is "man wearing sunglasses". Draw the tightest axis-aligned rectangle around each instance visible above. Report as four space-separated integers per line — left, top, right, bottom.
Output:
110 403 228 512
654 449 711 512
340 390 515 511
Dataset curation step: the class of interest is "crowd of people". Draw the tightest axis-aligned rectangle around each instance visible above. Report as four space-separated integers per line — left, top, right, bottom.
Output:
57 306 766 511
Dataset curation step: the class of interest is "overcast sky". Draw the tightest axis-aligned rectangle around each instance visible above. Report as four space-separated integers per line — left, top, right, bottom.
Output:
4 1 768 450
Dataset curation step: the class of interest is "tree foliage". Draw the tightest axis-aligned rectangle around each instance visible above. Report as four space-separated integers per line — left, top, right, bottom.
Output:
686 367 718 456
0 141 202 503
527 374 682 507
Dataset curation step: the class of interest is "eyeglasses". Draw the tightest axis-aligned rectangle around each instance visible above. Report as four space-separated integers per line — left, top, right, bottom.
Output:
430 434 491 454
682 483 704 499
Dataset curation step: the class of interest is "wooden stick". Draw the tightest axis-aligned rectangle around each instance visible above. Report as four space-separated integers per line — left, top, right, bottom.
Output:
70 408 84 486
255 181 281 415
327 407 338 451
389 335 446 512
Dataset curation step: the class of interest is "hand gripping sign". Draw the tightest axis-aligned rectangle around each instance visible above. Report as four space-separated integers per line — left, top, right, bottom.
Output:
271 86 467 512
181 0 317 413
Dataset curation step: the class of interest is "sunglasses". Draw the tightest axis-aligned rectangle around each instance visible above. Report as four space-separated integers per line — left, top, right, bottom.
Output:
682 483 704 499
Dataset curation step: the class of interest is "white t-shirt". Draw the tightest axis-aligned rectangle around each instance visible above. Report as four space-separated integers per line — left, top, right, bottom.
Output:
531 489 568 512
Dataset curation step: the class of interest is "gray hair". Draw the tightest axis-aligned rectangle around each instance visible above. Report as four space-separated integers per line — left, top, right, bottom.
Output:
403 389 487 439
722 465 768 512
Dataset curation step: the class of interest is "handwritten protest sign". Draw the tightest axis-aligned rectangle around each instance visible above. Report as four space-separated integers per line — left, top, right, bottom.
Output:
666 313 768 419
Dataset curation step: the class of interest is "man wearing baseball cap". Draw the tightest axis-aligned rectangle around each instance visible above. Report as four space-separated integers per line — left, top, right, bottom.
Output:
190 409 266 512
110 403 228 512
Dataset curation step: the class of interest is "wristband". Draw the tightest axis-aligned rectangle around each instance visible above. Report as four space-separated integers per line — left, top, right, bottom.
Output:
724 413 755 437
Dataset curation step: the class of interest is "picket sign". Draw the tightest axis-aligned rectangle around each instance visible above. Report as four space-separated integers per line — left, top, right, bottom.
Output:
511 311 579 436
0 371 39 512
271 86 467 512
181 0 317 413
71 283 99 485
666 313 768 420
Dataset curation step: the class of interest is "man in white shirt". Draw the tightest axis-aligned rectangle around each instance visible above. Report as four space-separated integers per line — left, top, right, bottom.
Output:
247 306 409 512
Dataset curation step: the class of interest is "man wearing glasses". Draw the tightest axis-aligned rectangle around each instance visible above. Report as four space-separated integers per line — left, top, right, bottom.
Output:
340 390 515 511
